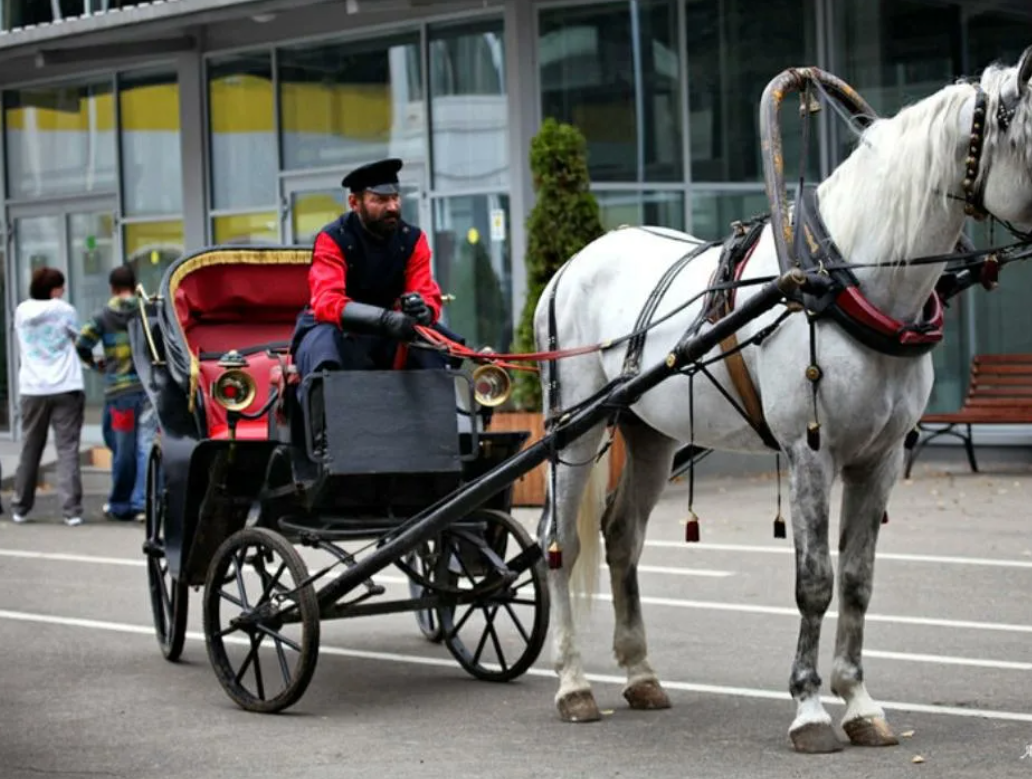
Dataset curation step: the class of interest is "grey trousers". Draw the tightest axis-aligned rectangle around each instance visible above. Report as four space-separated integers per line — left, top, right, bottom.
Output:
12 390 85 519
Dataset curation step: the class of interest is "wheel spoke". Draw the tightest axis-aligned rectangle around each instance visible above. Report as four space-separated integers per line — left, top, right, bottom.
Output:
254 623 302 654
250 634 266 701
501 601 531 644
484 606 509 673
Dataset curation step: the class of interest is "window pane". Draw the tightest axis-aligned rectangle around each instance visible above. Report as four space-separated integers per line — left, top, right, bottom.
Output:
5 1 85 28
124 220 184 294
4 82 116 199
432 195 512 352
14 215 62 301
539 1 683 183
208 53 277 210
213 212 279 245
686 0 817 183
0 233 8 431
833 0 960 162
120 69 183 216
595 190 685 231
966 9 1032 76
689 190 769 241
430 19 508 191
278 34 426 184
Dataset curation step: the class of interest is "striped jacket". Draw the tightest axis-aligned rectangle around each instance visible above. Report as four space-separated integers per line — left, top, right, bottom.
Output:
75 295 142 398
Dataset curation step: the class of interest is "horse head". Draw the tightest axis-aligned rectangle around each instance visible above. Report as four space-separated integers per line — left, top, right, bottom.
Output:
968 45 1032 225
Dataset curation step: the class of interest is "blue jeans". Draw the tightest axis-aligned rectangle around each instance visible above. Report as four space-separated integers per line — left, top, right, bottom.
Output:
103 389 158 517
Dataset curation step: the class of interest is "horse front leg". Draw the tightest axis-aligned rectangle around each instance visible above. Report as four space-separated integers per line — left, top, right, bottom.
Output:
538 423 608 723
603 419 679 711
785 446 842 753
831 450 902 748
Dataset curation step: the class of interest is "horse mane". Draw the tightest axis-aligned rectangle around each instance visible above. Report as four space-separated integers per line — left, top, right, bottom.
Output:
817 80 975 263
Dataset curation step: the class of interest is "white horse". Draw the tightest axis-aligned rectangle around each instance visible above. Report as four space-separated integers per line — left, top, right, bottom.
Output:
533 51 1032 753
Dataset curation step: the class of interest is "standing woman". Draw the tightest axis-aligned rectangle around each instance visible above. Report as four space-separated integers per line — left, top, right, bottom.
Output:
11 267 86 526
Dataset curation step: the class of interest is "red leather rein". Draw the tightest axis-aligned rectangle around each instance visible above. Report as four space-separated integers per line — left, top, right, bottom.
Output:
414 325 608 373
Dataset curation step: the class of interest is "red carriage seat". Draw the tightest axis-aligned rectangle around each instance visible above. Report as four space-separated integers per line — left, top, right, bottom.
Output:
167 248 311 439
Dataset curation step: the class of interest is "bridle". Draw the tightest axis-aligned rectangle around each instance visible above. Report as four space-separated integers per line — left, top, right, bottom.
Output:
961 49 1032 223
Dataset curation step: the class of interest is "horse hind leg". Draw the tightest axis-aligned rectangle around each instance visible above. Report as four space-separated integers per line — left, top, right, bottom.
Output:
601 416 679 712
784 446 843 753
831 451 902 748
539 420 609 723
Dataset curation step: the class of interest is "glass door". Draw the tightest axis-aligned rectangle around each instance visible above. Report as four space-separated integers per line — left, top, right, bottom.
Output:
280 173 426 245
9 201 119 430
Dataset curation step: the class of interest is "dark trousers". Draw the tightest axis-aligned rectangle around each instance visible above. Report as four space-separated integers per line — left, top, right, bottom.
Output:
12 390 85 519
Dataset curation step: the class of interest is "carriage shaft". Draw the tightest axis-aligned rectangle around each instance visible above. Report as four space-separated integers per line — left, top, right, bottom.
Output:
313 269 806 609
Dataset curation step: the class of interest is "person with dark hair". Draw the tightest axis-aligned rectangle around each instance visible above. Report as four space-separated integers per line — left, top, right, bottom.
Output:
76 264 157 522
11 266 86 527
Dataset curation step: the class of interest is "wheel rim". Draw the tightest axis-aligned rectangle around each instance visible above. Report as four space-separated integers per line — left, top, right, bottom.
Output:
203 528 320 713
438 510 550 682
144 445 187 661
406 540 445 643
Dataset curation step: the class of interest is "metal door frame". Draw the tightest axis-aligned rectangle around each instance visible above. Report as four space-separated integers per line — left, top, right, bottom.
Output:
6 195 120 441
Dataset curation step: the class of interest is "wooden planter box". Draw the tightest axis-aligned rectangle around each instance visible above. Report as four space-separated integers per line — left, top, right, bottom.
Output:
487 411 626 507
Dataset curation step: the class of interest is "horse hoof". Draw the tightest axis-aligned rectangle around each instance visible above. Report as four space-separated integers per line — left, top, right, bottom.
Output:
623 679 671 710
843 716 899 747
790 722 844 753
557 690 602 723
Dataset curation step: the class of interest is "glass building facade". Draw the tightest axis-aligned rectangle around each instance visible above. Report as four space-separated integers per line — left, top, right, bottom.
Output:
0 0 1030 449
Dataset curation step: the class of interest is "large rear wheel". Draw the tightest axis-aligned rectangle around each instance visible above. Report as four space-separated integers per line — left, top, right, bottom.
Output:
142 443 189 662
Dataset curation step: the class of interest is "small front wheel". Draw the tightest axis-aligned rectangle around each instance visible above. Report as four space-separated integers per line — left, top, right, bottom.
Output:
202 527 320 713
437 510 550 682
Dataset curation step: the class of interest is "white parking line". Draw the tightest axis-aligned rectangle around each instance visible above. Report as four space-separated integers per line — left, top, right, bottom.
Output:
645 540 1032 569
1 608 1029 723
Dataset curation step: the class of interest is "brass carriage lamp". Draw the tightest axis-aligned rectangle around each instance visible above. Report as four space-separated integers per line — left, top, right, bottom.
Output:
212 349 258 440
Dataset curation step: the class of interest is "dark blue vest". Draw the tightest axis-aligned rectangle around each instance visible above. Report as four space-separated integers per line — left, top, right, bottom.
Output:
321 211 422 310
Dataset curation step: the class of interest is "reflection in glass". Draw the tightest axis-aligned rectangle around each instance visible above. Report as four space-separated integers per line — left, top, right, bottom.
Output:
429 19 508 191
68 211 117 410
208 53 277 211
119 69 183 216
4 82 116 200
124 220 184 295
685 0 817 183
213 212 279 245
278 34 425 183
595 190 685 232
833 0 960 163
431 195 512 352
539 1 682 183
14 215 62 301
689 189 770 241
290 187 421 245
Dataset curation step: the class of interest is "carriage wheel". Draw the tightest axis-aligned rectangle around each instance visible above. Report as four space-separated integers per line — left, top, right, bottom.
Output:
143 444 189 662
202 527 320 714
437 509 550 682
405 539 446 643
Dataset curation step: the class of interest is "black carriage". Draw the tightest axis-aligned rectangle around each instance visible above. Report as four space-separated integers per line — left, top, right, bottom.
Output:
130 246 550 713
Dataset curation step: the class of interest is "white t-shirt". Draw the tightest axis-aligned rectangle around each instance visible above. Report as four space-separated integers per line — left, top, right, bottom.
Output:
15 298 85 396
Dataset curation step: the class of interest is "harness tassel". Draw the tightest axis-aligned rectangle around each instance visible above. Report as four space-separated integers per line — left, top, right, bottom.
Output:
980 254 1000 290
548 540 563 569
882 511 889 525
684 372 701 543
805 316 822 451
904 427 920 450
773 452 786 539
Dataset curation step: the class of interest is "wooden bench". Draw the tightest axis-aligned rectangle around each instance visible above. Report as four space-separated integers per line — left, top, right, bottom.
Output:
904 353 1032 477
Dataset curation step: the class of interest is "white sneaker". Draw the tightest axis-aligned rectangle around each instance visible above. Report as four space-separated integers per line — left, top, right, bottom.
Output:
11 514 27 524
64 516 83 527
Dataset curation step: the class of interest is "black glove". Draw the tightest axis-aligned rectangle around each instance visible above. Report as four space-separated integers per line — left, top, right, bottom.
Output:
340 302 416 341
400 292 433 326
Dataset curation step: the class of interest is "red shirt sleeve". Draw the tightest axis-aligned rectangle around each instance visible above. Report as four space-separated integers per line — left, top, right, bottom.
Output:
404 232 443 324
309 232 350 325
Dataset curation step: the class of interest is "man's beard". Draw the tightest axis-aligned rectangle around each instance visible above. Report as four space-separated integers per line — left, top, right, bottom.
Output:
359 204 400 238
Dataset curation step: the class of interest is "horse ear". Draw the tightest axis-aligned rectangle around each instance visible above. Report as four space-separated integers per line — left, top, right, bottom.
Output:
1018 45 1032 96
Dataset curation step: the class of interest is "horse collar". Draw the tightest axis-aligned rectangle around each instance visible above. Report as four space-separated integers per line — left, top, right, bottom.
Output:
792 188 944 358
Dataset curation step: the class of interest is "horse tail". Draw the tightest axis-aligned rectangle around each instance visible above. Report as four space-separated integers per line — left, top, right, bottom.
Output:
569 443 611 618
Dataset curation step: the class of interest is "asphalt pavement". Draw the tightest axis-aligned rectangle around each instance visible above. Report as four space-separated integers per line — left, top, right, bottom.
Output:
0 460 1030 779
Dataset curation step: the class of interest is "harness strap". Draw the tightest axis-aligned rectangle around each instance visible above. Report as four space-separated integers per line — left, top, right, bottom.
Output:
621 239 719 376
